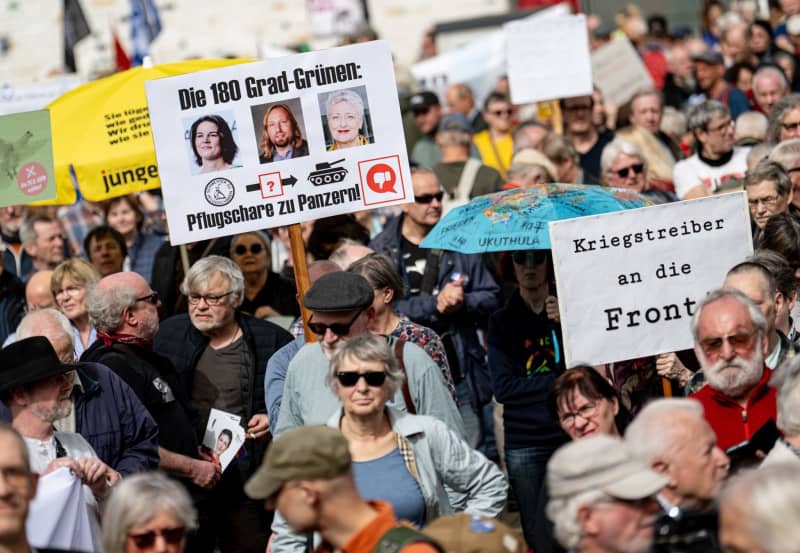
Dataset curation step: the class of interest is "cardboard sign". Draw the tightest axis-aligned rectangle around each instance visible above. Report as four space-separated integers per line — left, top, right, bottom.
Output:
550 192 753 367
506 14 592 104
146 41 413 245
590 38 654 106
0 110 56 206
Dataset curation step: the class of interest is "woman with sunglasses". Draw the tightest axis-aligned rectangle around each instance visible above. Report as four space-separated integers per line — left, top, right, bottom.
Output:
103 194 165 281
52 258 100 357
229 231 299 319
601 138 676 203
103 471 197 553
487 248 566 552
326 334 506 527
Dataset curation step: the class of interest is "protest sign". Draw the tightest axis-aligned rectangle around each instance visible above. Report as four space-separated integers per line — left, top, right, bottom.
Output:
590 38 654 106
0 110 56 207
146 41 413 245
27 468 97 552
202 408 246 473
505 14 592 104
550 192 753 367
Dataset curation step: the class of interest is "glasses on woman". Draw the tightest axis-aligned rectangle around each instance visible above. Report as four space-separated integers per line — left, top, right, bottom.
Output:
234 243 264 255
127 527 187 549
558 401 599 427
335 371 387 387
612 163 644 178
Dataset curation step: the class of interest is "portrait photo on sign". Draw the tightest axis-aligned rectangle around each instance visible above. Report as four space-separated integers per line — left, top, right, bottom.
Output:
184 112 242 175
251 99 310 164
318 85 374 151
201 408 245 472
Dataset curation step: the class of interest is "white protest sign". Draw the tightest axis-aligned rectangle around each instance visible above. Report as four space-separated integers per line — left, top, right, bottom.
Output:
550 192 753 367
146 41 413 245
410 3 569 104
590 38 654 106
505 14 592 104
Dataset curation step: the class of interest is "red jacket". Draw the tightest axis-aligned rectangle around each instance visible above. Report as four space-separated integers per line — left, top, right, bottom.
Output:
690 367 777 451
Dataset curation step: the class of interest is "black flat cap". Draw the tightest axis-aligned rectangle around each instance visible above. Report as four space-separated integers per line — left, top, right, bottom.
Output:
0 336 74 393
304 272 374 312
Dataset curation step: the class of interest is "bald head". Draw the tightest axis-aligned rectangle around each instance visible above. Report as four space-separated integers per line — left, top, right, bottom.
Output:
25 270 54 311
16 308 75 362
308 260 341 283
329 243 374 270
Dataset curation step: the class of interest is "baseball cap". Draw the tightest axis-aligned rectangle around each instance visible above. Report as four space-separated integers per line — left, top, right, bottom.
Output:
438 113 472 134
547 435 668 500
410 91 440 113
423 514 526 553
303 272 374 313
691 49 724 65
244 426 352 500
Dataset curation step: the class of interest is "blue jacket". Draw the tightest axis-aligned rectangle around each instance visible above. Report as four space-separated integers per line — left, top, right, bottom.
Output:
0 361 160 475
370 214 500 406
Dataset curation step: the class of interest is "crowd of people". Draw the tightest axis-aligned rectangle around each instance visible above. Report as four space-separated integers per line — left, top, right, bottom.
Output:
7 1 800 553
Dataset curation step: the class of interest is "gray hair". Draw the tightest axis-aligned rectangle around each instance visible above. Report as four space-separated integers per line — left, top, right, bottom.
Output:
690 288 768 343
744 159 792 196
750 249 797 300
16 308 75 350
325 89 365 119
327 334 405 396
771 354 800 434
687 100 730 134
767 94 800 143
630 89 663 109
735 111 768 141
753 66 790 93
102 472 197 553
600 138 646 175
660 107 687 138
179 255 244 308
719 464 800 553
747 143 773 170
18 215 55 246
768 138 800 170
625 399 704 463
546 489 609 549
85 284 137 333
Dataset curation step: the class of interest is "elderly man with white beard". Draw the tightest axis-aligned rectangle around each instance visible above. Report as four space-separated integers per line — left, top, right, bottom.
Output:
689 289 777 452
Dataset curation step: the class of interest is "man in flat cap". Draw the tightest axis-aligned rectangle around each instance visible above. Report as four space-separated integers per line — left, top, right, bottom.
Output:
546 435 667 553
273 271 462 437
247 425 441 553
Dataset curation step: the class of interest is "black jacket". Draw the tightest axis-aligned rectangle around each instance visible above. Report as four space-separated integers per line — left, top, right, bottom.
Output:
152 312 292 475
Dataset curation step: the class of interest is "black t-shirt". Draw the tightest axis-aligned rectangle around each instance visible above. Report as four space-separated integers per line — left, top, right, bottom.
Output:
579 130 614 184
400 236 428 296
238 271 299 317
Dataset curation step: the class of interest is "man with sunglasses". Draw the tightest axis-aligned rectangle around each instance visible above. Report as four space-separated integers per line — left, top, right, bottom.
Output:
370 168 500 450
153 255 292 553
673 100 749 200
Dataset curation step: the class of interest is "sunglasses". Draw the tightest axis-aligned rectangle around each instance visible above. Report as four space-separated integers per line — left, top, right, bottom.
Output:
234 243 264 255
612 163 644 178
335 371 387 387
414 191 445 204
128 527 186 548
512 251 548 265
490 108 513 117
307 310 363 337
135 291 160 305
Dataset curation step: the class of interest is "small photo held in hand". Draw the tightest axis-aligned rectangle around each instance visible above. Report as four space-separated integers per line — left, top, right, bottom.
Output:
201 408 245 472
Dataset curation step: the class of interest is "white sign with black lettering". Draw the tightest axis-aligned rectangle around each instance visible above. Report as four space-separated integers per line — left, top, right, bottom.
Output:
146 41 413 245
550 192 753 367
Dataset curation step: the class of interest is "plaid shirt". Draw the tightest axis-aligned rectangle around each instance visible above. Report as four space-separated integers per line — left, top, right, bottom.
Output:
57 201 104 256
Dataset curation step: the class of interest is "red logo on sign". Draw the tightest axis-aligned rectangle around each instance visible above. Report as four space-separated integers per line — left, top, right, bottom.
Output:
17 162 48 196
366 163 397 193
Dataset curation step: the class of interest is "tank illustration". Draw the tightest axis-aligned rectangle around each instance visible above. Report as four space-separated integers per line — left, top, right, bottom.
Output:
308 158 347 186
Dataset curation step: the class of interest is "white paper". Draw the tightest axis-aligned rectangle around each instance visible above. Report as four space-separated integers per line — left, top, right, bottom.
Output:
146 41 413 245
202 408 246 473
590 38 655 106
550 192 754 367
505 14 593 104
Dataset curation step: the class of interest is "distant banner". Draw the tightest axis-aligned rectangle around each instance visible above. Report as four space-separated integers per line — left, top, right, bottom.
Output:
550 193 753 367
146 41 413 245
0 110 56 207
591 38 654 106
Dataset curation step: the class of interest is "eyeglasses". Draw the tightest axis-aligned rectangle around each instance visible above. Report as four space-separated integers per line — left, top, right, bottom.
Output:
781 121 800 133
559 402 599 427
612 163 645 178
335 371 387 387
699 331 757 357
748 194 780 208
414 191 444 204
135 292 160 305
490 108 513 117
127 527 187 549
307 310 363 337
706 119 733 133
512 251 548 265
187 291 233 306
53 285 84 298
234 243 264 255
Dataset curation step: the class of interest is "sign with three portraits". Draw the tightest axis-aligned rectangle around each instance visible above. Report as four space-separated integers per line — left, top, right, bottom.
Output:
146 41 413 245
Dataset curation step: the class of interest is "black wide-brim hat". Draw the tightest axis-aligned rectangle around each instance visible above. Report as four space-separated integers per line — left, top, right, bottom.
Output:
0 336 74 393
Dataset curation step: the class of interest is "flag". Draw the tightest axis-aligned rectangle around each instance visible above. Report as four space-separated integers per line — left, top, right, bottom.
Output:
112 30 131 71
130 0 162 66
63 0 91 72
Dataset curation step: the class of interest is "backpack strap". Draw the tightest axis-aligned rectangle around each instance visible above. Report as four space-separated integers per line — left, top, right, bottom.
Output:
373 526 443 553
394 338 416 415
